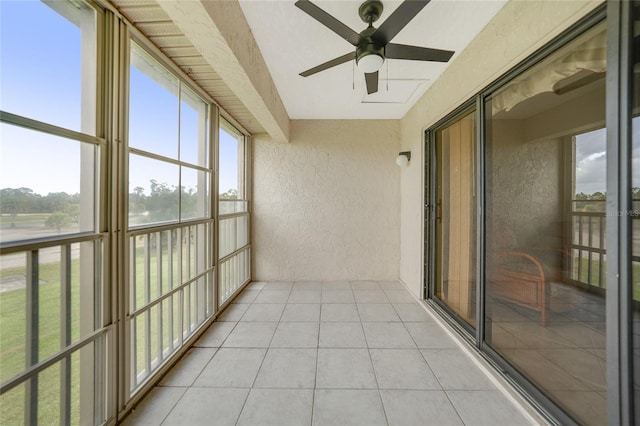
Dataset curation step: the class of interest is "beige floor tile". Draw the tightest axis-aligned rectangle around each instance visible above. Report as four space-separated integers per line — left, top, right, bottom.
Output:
254 348 317 388
162 388 248 426
316 349 377 389
312 389 386 426
319 322 366 348
237 389 313 426
193 348 266 388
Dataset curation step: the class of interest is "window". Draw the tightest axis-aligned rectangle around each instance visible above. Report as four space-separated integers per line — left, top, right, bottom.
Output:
218 120 250 303
0 1 108 424
219 120 247 213
128 43 210 227
126 41 214 392
0 0 98 243
1 1 255 422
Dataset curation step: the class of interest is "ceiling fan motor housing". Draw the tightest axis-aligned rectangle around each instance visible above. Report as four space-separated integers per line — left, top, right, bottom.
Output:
357 26 385 58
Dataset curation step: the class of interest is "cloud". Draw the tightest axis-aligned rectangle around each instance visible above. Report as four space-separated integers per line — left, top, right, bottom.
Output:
575 128 607 194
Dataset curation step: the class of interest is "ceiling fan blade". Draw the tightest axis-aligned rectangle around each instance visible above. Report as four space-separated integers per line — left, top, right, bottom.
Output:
295 0 361 46
385 43 454 62
299 52 356 77
372 0 430 44
365 71 379 94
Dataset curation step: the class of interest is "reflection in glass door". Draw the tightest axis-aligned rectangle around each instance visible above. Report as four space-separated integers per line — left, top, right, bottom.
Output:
484 21 607 425
434 111 477 328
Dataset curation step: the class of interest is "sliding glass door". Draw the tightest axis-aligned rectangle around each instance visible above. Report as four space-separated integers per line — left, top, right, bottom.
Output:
433 110 477 328
484 21 607 425
424 8 629 424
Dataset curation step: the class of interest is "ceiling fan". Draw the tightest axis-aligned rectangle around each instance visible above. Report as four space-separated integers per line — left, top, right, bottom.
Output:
295 0 455 95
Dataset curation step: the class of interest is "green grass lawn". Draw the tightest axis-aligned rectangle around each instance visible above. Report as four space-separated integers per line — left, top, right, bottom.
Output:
0 235 208 423
0 214 50 229
0 260 81 424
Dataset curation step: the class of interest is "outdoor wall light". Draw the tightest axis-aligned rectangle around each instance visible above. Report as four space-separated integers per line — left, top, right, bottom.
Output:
396 151 411 167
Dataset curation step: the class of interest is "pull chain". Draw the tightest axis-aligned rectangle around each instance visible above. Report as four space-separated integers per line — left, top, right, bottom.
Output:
386 59 389 91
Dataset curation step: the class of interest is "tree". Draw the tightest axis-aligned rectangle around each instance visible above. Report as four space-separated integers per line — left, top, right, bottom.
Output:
42 192 72 213
181 186 198 218
1 188 43 226
220 188 238 200
46 211 72 232
130 186 147 214
146 180 179 222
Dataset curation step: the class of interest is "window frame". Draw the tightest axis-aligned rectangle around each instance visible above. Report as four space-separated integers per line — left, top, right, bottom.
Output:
0 1 111 424
123 33 219 399
216 116 251 307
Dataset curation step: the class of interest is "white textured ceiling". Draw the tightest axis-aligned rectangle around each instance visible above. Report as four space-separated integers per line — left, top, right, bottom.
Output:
239 0 507 119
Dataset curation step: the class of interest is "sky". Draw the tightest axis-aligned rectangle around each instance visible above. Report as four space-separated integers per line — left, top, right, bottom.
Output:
0 0 239 197
574 128 607 195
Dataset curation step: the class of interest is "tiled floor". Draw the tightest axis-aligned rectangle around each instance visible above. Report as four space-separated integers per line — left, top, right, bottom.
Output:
122 281 534 426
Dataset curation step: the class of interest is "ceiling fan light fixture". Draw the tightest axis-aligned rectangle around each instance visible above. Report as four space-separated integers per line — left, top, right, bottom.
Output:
357 52 384 73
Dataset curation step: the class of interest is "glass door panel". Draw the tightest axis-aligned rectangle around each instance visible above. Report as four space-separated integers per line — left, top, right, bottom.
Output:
484 21 607 425
434 111 477 328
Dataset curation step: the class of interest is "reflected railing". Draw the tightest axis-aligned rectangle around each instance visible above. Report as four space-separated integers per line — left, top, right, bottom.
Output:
570 199 606 288
570 199 640 299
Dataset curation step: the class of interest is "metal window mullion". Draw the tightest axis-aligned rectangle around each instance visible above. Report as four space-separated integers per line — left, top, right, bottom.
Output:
177 226 184 344
92 239 105 425
178 288 184 346
600 214 606 286
185 227 192 334
25 250 39 425
186 226 191 280
210 105 219 313
168 230 174 349
130 239 138 389
195 226 201 323
127 148 209 174
0 110 105 147
476 95 486 348
0 328 108 397
177 227 183 288
60 244 72 426
156 233 163 362
143 234 151 378
245 135 252 283
131 316 137 389
0 231 103 255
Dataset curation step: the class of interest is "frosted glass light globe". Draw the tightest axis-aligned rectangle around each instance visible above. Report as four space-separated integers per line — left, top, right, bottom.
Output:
396 154 409 167
357 53 384 73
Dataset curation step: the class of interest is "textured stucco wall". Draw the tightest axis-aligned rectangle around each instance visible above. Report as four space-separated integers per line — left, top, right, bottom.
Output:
253 119 400 281
398 0 603 298
488 120 564 251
